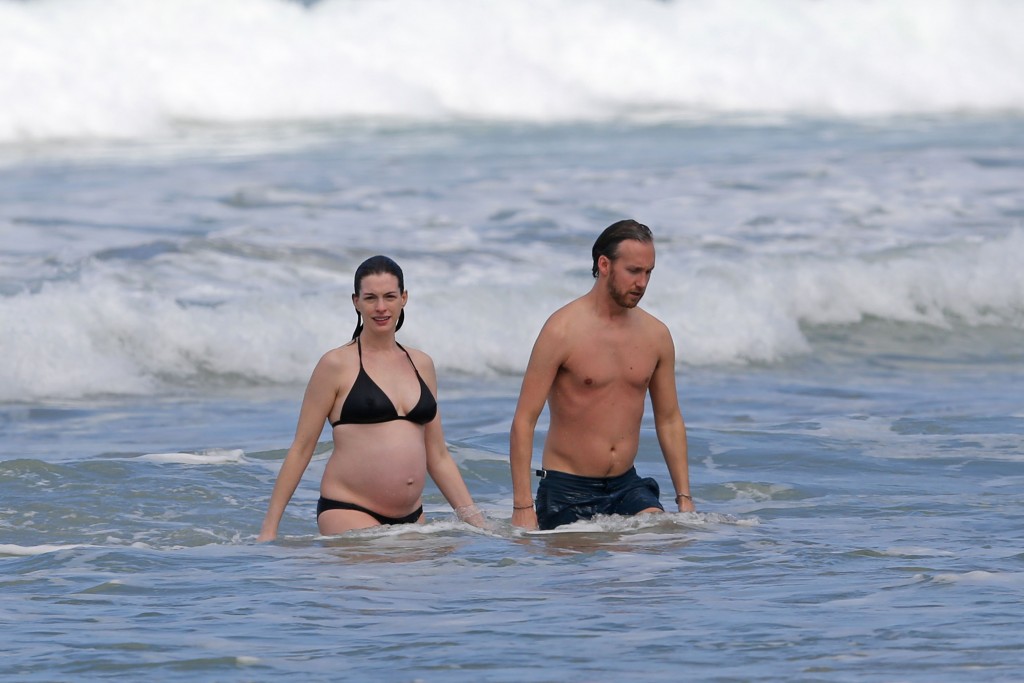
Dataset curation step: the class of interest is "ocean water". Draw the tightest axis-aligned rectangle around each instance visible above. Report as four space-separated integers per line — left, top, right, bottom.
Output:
2 1 1024 681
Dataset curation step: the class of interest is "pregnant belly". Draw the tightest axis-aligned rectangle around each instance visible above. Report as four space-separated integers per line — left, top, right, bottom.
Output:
322 426 428 515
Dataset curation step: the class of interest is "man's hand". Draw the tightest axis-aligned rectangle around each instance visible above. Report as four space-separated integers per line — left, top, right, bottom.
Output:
512 506 538 530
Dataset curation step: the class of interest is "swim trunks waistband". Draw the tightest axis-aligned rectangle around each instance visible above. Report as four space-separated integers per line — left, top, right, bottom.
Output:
535 466 641 484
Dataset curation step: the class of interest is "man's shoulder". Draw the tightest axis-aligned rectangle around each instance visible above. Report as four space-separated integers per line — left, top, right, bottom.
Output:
635 307 671 334
544 298 670 334
637 309 674 351
555 294 589 316
540 296 586 333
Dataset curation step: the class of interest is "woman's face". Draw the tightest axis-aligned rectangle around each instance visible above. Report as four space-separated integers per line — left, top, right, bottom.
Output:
353 272 407 333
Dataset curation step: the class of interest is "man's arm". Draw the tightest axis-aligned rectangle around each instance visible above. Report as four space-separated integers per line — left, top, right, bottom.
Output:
648 324 695 513
509 317 566 529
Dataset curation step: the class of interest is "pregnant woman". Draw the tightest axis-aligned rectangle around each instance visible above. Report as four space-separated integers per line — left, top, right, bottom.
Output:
258 255 484 540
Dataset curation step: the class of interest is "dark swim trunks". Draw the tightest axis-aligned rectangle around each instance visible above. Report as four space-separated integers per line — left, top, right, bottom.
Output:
534 467 663 530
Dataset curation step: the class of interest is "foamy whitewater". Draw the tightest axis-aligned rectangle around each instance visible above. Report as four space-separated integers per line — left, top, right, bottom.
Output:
3 0 1024 142
2 1 1024 681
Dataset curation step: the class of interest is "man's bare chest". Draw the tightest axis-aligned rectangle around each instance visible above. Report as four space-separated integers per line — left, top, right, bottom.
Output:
561 339 656 391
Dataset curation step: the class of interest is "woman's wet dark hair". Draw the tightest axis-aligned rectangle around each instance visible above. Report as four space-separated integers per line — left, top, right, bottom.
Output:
351 255 406 339
591 219 654 277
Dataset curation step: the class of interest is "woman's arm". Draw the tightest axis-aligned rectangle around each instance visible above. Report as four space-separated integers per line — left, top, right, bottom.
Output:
416 352 487 528
257 352 341 541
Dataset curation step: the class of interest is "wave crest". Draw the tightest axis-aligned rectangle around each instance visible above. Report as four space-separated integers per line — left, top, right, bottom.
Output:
3 0 1024 142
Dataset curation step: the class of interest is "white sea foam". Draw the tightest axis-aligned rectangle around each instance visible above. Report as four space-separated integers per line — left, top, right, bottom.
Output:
2 228 1022 400
0 543 87 556
879 546 955 558
138 449 247 464
929 570 1024 585
2 0 1023 143
314 516 497 540
523 510 749 534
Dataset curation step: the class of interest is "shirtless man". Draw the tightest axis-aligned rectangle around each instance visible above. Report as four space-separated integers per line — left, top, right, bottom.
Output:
510 220 695 530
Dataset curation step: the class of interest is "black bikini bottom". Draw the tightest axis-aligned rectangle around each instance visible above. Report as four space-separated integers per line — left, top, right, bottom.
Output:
316 496 423 526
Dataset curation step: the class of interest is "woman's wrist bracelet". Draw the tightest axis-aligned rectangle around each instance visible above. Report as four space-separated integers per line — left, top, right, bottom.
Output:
513 501 534 510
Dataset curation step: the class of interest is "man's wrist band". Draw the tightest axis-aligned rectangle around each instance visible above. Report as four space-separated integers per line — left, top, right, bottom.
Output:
513 502 534 510
675 493 692 501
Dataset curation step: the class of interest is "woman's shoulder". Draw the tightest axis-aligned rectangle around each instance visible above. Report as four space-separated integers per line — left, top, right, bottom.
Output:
400 343 434 364
316 340 358 370
400 343 437 375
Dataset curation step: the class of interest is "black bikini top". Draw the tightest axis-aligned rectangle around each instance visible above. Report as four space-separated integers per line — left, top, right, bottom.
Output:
330 337 437 427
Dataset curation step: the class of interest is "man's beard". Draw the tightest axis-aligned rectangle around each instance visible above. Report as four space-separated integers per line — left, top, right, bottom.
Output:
608 277 643 309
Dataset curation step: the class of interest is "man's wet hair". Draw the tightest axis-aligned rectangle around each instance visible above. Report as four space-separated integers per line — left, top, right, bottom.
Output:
591 219 654 277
